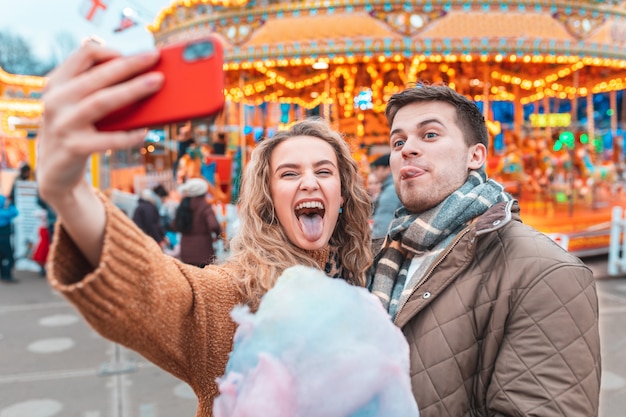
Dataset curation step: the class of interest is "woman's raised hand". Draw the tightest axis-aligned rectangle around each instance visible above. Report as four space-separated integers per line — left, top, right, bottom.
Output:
37 42 164 206
36 43 164 266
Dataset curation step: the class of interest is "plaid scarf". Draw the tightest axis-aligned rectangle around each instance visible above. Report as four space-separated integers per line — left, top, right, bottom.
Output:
370 169 512 320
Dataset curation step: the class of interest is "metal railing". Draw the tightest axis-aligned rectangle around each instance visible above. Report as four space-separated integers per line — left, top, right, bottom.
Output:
608 206 626 276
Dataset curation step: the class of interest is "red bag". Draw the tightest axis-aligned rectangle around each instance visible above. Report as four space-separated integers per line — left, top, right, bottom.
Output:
32 225 50 266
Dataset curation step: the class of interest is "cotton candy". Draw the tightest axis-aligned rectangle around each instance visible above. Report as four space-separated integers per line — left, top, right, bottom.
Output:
213 265 419 417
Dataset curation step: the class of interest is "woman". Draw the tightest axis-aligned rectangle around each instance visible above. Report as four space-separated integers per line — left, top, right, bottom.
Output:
173 178 221 267
36 43 372 417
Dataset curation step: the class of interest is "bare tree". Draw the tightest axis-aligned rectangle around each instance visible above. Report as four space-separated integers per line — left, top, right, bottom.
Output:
52 31 80 64
0 30 52 76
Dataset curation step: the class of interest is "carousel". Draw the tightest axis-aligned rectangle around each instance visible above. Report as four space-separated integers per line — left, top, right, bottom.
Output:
0 67 45 193
147 0 626 255
0 68 44 166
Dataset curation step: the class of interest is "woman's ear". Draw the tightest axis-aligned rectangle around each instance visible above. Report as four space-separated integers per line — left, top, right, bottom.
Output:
467 143 487 170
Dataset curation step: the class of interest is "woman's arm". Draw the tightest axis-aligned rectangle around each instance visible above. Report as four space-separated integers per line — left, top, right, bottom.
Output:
37 43 163 266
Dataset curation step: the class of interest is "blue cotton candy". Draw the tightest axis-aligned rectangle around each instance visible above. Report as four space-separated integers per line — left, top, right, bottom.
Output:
213 265 420 417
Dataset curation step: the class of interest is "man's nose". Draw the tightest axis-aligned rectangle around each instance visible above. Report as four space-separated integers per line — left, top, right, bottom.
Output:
402 137 422 157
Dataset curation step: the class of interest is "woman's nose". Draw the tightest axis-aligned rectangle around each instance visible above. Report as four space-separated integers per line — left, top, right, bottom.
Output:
300 172 320 190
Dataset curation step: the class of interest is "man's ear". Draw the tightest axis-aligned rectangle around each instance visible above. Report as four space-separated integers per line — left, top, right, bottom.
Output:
467 143 487 170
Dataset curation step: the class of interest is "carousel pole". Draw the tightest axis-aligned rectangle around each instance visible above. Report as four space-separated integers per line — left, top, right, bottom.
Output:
586 91 596 211
533 101 540 139
239 74 246 172
610 90 618 160
586 93 595 148
543 96 552 143
323 72 331 125
571 71 579 127
482 66 491 153
513 84 523 147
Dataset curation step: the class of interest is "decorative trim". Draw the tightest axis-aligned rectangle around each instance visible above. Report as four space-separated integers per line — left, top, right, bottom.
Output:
368 5 447 37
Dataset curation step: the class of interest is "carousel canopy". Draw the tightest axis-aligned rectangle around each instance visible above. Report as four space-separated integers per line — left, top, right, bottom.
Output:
0 67 45 137
0 67 45 168
149 0 626 139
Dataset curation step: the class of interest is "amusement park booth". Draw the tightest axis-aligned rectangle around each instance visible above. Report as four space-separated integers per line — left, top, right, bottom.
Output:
147 0 626 255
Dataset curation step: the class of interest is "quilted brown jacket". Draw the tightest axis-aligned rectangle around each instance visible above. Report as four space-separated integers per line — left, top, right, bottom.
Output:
390 200 601 416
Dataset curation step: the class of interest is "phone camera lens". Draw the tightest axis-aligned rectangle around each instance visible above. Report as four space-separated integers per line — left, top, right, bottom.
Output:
183 40 215 62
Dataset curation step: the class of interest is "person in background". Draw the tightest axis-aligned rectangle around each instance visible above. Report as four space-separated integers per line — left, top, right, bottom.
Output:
151 183 172 233
172 178 221 268
369 153 403 239
212 132 227 155
32 208 51 277
37 194 57 242
9 163 32 205
132 185 167 248
366 171 382 207
0 194 18 283
173 124 196 182
369 83 601 416
36 45 372 416
176 141 203 184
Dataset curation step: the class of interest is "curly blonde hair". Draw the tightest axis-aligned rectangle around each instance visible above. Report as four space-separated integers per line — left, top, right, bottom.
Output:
224 118 373 305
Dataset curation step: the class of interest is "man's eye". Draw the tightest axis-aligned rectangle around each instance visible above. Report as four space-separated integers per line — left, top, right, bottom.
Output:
424 132 438 139
392 139 405 148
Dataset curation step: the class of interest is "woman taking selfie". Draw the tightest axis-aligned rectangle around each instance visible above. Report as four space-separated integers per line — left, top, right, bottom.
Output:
37 43 373 417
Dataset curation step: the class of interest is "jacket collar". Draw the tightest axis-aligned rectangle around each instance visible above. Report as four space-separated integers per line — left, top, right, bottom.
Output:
475 199 519 236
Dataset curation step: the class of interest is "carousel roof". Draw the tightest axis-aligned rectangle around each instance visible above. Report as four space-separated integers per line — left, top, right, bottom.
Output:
149 0 626 109
148 0 626 141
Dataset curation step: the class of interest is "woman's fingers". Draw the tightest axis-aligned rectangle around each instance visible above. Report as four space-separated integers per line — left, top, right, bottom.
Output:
38 43 163 203
44 42 122 93
75 70 164 126
44 49 162 125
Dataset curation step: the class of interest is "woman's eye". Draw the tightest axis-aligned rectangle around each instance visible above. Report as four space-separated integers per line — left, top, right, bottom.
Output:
317 169 332 176
280 171 298 178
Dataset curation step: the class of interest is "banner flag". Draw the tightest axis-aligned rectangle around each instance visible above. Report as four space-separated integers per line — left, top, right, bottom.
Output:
79 0 111 25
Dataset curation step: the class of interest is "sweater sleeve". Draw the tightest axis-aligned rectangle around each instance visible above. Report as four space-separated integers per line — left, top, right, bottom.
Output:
47 192 240 396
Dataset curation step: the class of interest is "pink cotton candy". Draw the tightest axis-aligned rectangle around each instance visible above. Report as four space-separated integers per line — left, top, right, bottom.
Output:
213 265 420 417
214 354 296 417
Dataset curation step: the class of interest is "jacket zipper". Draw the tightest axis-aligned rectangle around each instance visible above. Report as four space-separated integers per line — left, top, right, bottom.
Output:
393 226 473 325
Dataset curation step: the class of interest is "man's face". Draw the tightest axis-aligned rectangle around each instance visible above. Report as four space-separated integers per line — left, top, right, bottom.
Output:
388 101 485 213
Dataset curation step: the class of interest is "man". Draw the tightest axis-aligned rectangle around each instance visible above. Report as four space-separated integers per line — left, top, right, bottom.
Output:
369 153 403 239
369 84 601 416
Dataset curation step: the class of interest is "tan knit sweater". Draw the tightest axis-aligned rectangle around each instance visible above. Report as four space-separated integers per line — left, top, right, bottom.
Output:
48 196 242 417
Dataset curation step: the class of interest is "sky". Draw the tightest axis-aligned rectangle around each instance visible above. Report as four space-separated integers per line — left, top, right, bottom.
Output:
0 0 175 60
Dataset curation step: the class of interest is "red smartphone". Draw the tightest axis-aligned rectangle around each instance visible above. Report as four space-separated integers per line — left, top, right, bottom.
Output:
96 36 225 131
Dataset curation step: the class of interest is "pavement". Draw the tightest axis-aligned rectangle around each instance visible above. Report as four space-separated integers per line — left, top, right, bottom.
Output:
1 255 625 417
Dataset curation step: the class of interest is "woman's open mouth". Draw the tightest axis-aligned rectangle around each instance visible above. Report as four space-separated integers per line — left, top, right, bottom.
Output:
295 201 325 241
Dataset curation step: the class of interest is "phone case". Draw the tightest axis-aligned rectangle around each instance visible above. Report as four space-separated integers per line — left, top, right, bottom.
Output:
96 36 225 131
